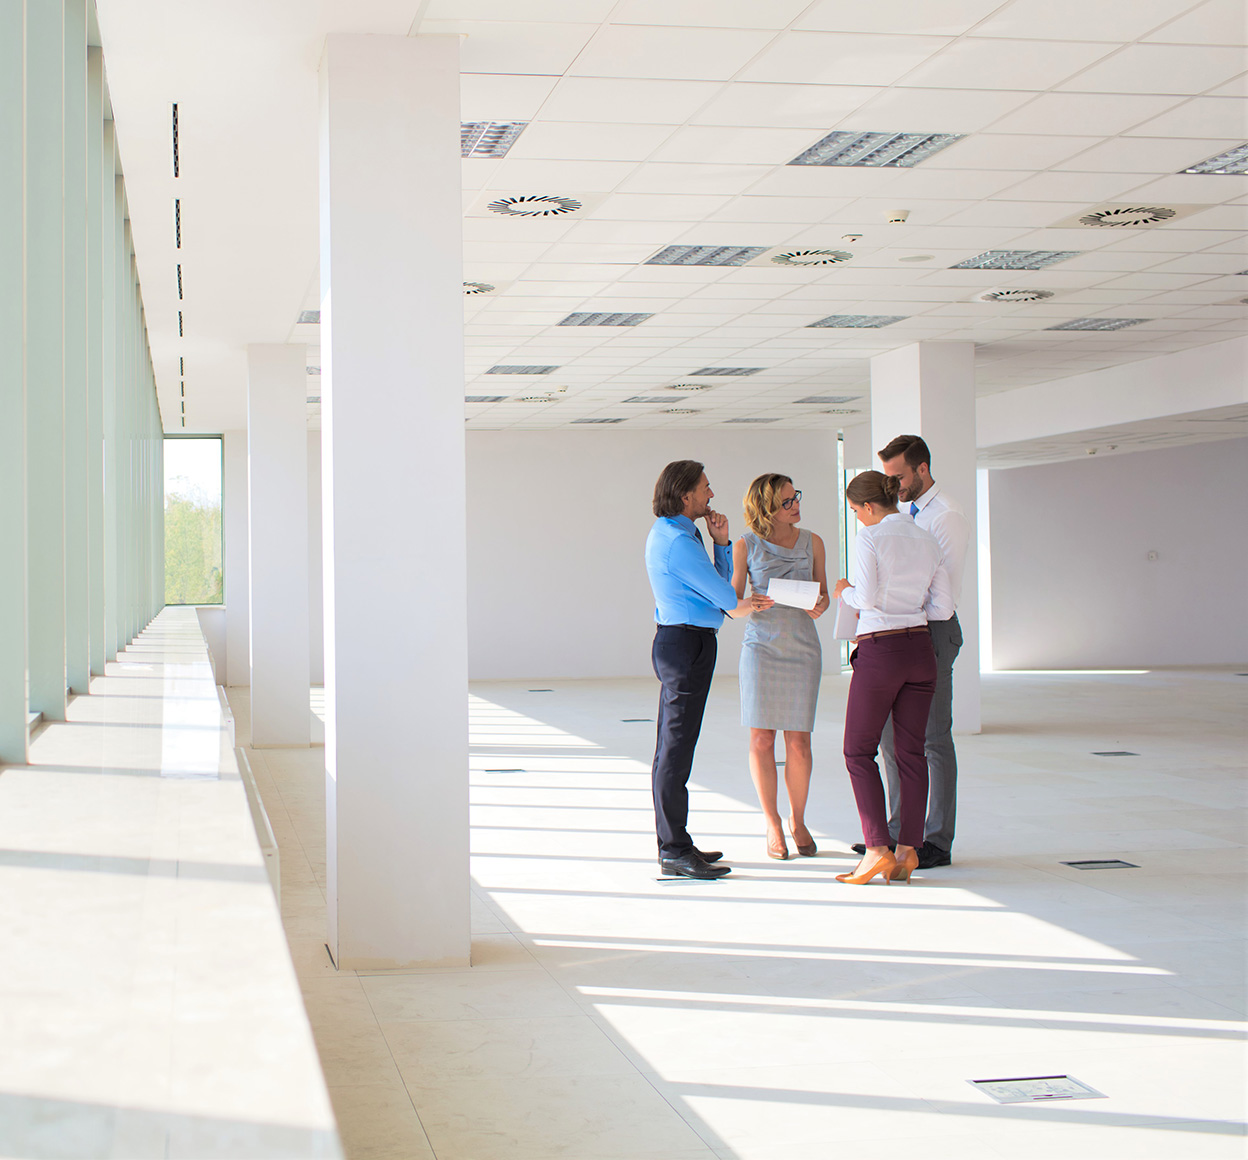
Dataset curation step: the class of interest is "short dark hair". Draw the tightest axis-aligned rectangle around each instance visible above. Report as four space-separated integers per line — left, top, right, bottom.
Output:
878 434 931 471
653 460 704 518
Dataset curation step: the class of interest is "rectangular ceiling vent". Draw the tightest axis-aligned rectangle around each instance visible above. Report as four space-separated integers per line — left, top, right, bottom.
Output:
461 122 528 159
808 315 907 328
795 395 859 404
176 264 183 300
572 417 626 424
171 103 179 178
724 417 779 424
623 396 674 404
466 395 507 403
559 312 653 326
1046 317 1150 331
174 198 181 249
789 130 964 168
691 366 764 376
645 245 767 267
486 365 559 374
297 310 320 324
1180 142 1248 175
952 250 1080 271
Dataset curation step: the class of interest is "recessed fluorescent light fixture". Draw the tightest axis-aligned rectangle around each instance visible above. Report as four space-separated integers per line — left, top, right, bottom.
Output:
572 417 626 424
952 251 1080 271
690 367 764 376
724 417 779 423
808 315 907 328
466 395 507 403
645 245 767 266
461 121 528 159
795 395 859 404
789 130 964 168
1180 142 1248 175
297 310 320 324
623 396 674 404
1046 317 1150 331
487 365 559 374
558 312 653 326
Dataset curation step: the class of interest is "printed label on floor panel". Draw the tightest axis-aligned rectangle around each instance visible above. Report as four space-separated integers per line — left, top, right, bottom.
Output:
1061 859 1139 869
970 1076 1105 1104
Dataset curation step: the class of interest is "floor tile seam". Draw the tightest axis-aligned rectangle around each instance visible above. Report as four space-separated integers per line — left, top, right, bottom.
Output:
247 741 324 889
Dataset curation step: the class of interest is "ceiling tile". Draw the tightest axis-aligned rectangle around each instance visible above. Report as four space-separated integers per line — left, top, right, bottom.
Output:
1124 97 1248 139
422 20 599 74
1054 135 1242 173
650 125 822 166
969 0 1200 41
922 134 1103 171
743 166 894 198
1144 0 1248 45
994 170 1148 203
609 0 810 28
984 92 1185 137
738 31 952 87
940 200 1089 228
1058 44 1248 95
1207 74 1248 97
899 38 1114 91
486 158 638 190
425 0 618 18
593 191 735 220
616 162 776 195
691 82 880 128
538 77 724 123
460 73 561 120
793 0 1006 36
569 24 779 81
505 121 676 161
1117 178 1248 207
836 86 1037 134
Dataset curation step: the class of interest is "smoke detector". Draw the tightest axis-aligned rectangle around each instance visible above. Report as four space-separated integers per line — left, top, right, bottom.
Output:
759 248 854 268
886 209 910 224
1052 203 1204 229
976 288 1055 303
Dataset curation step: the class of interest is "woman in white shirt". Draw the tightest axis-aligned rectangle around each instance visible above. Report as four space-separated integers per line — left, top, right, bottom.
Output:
833 471 953 886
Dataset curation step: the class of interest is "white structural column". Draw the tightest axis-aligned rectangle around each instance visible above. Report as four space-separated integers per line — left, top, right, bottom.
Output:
85 47 106 676
64 0 90 695
320 34 470 968
870 342 981 734
247 345 310 747
26 0 68 721
101 156 119 660
0 0 28 762
223 429 251 687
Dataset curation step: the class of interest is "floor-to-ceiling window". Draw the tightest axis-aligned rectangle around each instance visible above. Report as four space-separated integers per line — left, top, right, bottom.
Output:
163 435 223 604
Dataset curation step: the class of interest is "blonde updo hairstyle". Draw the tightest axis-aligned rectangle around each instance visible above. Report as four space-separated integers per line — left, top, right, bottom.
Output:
845 470 900 510
743 473 794 536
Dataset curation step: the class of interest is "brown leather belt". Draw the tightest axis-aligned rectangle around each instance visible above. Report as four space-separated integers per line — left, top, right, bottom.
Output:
855 625 930 643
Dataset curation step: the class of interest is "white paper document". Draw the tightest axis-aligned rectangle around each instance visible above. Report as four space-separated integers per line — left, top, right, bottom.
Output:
832 598 859 640
765 578 820 611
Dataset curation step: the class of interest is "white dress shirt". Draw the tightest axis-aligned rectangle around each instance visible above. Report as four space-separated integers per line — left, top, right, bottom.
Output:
841 513 954 636
910 483 970 610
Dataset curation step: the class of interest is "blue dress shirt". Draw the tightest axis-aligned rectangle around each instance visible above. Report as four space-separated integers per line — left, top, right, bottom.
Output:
645 515 737 628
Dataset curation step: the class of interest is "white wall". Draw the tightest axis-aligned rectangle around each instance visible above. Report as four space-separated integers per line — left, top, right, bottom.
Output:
308 430 323 685
465 428 842 680
990 437 1248 669
222 429 250 687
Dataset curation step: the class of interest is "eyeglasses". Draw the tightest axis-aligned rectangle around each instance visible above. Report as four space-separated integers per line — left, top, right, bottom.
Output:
780 490 802 510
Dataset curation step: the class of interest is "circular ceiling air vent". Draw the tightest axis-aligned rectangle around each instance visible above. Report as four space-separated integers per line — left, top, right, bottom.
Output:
770 249 853 267
976 288 1055 303
516 394 556 403
820 408 860 415
488 194 583 217
1078 206 1177 228
663 408 700 415
667 383 713 392
463 281 496 295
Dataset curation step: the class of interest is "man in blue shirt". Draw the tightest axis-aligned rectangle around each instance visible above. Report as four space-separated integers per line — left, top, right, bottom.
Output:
645 460 769 878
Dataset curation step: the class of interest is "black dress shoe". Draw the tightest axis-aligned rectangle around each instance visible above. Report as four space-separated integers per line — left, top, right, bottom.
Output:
916 841 951 869
695 848 723 862
851 842 895 856
659 852 731 879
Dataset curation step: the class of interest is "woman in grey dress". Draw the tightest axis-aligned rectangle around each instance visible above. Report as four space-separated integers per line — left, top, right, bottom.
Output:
732 475 830 860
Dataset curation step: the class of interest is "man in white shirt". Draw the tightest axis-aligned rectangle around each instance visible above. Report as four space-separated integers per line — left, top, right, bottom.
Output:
868 434 971 869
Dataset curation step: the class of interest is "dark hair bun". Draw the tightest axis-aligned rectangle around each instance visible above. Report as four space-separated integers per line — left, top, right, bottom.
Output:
882 474 901 503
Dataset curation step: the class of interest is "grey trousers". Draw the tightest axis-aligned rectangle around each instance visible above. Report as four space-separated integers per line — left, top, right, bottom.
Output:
880 614 962 850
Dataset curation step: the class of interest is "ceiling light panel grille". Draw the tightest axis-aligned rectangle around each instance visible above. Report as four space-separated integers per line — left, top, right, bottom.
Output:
952 250 1080 271
646 245 767 266
572 417 626 424
461 121 527 159
808 315 908 328
297 310 320 324
690 367 764 376
789 130 964 168
1180 143 1248 175
976 289 1055 303
724 417 779 424
623 396 674 404
1046 318 1151 331
558 312 653 326
795 395 859 404
466 395 507 403
487 365 559 374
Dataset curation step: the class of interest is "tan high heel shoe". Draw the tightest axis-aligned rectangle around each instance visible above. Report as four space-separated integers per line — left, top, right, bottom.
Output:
789 818 817 857
890 846 919 884
835 850 896 885
767 832 789 860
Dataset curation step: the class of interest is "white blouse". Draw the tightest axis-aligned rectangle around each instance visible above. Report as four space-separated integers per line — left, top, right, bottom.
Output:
840 513 954 635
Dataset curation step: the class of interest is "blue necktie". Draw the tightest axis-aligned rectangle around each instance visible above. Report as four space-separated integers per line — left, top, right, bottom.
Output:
909 502 919 518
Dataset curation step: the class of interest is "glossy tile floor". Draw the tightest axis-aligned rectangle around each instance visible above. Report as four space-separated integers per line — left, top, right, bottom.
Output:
235 667 1246 1160
0 609 340 1160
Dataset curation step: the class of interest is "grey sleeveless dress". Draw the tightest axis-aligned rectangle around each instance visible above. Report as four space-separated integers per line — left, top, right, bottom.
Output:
740 529 822 731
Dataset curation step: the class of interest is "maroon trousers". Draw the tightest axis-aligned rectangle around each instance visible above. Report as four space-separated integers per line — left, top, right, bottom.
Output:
843 630 937 848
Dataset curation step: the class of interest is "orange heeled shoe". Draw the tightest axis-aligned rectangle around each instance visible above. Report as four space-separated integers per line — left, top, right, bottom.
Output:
835 850 896 885
890 846 919 883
